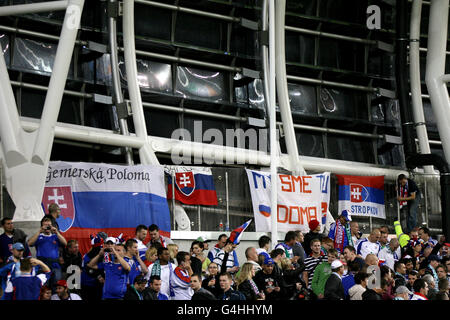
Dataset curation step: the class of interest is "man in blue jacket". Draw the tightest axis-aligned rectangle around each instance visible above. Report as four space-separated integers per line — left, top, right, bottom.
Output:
328 210 353 253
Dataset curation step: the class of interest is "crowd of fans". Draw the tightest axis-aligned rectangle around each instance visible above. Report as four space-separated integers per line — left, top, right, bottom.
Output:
0 203 449 301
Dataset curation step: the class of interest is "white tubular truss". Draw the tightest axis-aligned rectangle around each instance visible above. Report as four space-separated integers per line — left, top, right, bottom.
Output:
425 0 450 165
0 0 85 221
122 0 159 165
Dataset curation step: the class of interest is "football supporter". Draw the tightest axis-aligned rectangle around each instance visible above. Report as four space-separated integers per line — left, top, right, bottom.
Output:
123 275 147 300
356 228 381 259
11 257 51 300
146 247 176 298
0 218 30 265
303 239 327 289
51 279 82 300
303 220 323 256
254 256 283 301
134 225 148 260
190 273 216 300
213 239 239 275
87 244 131 300
143 275 169 300
28 217 67 287
124 239 148 285
218 272 246 300
171 251 194 300
148 224 173 248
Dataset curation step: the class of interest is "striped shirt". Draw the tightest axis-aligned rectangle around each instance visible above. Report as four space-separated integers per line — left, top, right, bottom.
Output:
213 249 236 273
304 253 328 288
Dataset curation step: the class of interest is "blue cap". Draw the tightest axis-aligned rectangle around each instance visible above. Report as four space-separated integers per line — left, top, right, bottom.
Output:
341 210 352 222
263 256 274 265
12 242 24 251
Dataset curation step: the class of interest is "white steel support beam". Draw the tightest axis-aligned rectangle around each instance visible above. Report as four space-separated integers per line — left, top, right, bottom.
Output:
0 1 68 16
123 0 159 165
268 0 278 246
410 0 434 173
275 0 305 175
0 0 84 222
425 0 450 164
19 117 410 181
31 0 84 165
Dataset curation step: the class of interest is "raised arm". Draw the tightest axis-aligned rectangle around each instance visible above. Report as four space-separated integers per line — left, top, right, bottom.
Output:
53 227 67 247
30 258 51 273
134 252 149 275
112 247 131 272
87 248 105 270
28 227 44 247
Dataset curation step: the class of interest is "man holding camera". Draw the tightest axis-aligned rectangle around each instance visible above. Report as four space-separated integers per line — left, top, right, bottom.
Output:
87 243 132 300
28 217 67 289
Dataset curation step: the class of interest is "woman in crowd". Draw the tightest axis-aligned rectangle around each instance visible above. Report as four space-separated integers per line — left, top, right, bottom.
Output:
280 257 304 299
192 241 211 274
39 286 52 300
144 247 158 267
190 240 210 275
167 244 179 264
201 262 221 298
236 262 265 300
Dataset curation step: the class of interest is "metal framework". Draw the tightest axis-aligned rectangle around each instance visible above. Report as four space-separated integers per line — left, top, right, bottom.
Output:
0 0 85 222
425 0 450 164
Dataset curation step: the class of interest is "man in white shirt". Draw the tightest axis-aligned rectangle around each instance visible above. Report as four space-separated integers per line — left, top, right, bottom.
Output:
378 238 401 270
244 247 262 272
356 228 381 259
350 221 361 247
146 247 176 298
134 224 148 260
171 251 194 300
51 280 82 300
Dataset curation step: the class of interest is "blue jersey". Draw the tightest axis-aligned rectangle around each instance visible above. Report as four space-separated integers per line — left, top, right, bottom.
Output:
35 234 60 259
0 234 13 262
158 292 169 300
124 256 141 285
11 272 50 300
81 254 97 287
99 257 131 299
1 260 40 300
342 273 355 298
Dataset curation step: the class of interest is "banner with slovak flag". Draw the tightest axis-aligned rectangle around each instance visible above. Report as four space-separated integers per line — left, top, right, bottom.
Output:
42 161 171 254
337 175 385 219
246 169 332 233
165 166 218 206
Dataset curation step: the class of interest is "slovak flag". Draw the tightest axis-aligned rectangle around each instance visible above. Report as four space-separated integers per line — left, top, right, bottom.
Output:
166 166 218 206
337 175 385 219
228 219 253 244
42 161 171 254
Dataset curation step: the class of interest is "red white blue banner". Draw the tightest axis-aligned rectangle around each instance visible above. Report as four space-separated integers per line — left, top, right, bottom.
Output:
337 175 385 219
246 170 332 233
42 161 171 254
166 166 218 206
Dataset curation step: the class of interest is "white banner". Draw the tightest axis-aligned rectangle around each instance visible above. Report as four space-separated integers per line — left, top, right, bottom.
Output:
246 170 332 233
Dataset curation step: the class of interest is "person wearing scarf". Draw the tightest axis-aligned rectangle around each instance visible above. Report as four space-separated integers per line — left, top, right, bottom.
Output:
146 247 175 298
397 174 420 233
328 210 353 253
425 255 441 286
